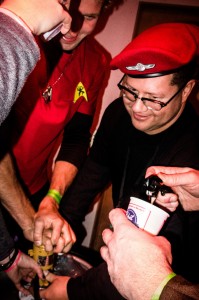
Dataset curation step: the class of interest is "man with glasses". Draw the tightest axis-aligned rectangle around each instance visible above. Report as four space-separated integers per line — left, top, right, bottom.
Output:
40 23 199 300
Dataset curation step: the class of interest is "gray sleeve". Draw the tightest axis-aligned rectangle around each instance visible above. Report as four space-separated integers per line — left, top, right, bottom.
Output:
0 12 40 125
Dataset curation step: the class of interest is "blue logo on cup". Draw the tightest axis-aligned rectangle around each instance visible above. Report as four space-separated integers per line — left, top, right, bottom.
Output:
126 209 138 226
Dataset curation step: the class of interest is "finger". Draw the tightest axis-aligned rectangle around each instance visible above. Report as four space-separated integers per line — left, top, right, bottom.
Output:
50 218 64 246
108 208 130 231
102 228 113 246
146 166 192 178
52 235 65 253
28 262 43 280
43 270 56 283
60 224 76 251
158 171 193 187
33 219 45 246
15 282 31 296
61 224 76 244
100 245 110 263
52 225 76 253
43 236 54 252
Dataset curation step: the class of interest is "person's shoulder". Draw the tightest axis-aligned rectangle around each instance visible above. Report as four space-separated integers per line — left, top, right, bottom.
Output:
102 97 127 122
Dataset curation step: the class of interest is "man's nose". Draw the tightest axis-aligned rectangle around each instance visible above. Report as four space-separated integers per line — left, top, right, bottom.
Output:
69 0 84 33
131 98 148 112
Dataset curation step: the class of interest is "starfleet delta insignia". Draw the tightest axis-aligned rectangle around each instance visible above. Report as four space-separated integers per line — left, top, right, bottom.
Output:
74 82 88 103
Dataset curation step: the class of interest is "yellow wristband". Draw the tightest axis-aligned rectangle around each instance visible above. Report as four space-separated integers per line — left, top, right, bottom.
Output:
47 189 62 205
151 272 176 300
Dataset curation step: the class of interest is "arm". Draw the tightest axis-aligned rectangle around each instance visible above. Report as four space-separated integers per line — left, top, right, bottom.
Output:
1 0 71 36
0 207 42 295
146 166 199 211
34 113 93 251
0 153 35 241
160 275 199 300
1 250 43 295
0 0 71 125
40 262 122 300
101 208 173 300
101 208 199 300
0 152 75 252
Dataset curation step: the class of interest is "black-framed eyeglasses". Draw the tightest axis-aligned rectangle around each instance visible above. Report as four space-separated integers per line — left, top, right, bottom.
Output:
118 75 186 111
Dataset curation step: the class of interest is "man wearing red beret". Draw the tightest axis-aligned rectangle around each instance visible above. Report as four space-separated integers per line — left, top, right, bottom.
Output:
42 23 199 300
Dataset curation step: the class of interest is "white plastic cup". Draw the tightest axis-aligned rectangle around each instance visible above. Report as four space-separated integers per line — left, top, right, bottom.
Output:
126 196 170 235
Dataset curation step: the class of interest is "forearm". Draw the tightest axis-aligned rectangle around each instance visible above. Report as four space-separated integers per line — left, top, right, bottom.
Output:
49 161 78 196
35 161 77 252
160 275 199 299
39 161 78 214
0 153 35 232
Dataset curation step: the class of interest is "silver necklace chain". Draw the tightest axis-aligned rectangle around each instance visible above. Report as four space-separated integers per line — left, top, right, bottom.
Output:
42 72 64 104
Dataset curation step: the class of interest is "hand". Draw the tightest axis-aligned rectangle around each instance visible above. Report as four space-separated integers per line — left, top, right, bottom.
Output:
146 166 199 211
39 271 70 300
6 251 43 295
1 0 72 35
101 208 173 300
34 196 76 253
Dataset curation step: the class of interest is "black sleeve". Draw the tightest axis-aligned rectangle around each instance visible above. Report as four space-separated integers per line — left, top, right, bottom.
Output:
160 275 199 300
59 157 110 243
0 207 15 260
67 262 125 300
59 104 115 242
56 112 93 169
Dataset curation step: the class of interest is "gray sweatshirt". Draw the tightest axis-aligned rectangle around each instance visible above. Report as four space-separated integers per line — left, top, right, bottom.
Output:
0 12 40 125
0 11 39 259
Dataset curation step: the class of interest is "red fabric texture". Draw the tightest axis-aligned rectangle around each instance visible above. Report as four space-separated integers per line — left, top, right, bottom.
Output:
11 37 108 194
111 23 199 76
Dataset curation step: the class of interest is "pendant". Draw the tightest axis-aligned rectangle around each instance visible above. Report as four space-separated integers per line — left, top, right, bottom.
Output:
42 86 52 103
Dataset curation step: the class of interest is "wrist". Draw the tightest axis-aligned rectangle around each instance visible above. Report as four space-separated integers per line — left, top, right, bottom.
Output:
5 250 22 273
0 249 15 265
47 189 62 205
0 248 20 272
151 272 176 300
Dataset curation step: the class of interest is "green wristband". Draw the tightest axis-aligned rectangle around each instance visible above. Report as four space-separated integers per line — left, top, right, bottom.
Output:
151 272 176 300
47 189 62 205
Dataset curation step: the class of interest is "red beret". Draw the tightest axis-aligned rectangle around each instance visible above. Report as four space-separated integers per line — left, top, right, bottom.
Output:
111 23 199 78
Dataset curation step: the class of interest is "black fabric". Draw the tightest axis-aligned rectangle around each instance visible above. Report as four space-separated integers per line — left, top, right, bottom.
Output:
0 207 15 260
160 275 199 300
56 112 93 169
60 157 110 243
67 262 125 300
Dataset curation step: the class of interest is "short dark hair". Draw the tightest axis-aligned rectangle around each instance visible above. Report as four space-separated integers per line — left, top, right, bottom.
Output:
101 0 113 10
171 60 199 87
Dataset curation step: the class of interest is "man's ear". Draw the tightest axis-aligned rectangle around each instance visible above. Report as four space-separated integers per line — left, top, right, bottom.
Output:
182 80 196 103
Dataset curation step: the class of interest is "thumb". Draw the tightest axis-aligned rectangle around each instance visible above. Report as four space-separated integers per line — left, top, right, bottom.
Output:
109 208 128 230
